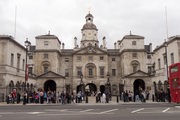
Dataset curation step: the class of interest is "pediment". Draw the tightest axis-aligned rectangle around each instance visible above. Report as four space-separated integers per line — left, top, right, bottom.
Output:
73 46 108 55
124 70 150 77
36 71 65 78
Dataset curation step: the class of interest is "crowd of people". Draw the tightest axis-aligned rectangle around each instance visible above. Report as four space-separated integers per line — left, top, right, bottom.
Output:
121 90 150 102
7 89 78 104
6 88 170 104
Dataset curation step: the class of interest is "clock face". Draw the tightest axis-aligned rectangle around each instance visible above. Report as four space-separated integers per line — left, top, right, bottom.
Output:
87 32 91 38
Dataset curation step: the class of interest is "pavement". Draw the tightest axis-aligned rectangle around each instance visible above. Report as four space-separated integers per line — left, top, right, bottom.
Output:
0 100 179 106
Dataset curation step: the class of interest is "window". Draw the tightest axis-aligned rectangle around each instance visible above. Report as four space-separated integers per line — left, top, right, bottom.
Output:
17 54 21 72
163 54 167 65
22 59 25 70
43 64 49 73
171 53 174 64
132 53 137 58
77 56 82 61
44 54 48 59
44 41 49 46
148 66 152 74
112 58 115 61
65 58 69 62
133 66 137 72
28 67 33 75
131 61 139 72
132 41 136 45
100 56 104 60
76 67 82 77
170 65 178 73
158 58 161 69
88 68 93 77
29 55 33 59
147 55 151 59
65 69 69 77
11 53 14 66
112 69 116 76
99 67 104 78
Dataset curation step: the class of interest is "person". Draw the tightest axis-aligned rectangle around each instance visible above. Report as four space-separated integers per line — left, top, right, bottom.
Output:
77 91 82 103
61 91 65 104
101 93 106 103
17 92 21 104
23 92 27 105
141 91 146 102
135 90 140 102
40 90 44 104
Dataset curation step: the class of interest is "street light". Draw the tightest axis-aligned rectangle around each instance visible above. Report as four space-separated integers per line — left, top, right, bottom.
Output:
24 38 31 91
106 72 111 102
164 39 171 102
164 40 168 80
80 72 84 96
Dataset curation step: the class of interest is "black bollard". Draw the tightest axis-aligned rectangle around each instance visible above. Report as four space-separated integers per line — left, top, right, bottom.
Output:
7 96 9 104
96 96 98 103
76 96 78 103
106 97 109 103
23 93 27 105
117 95 119 103
23 95 26 105
152 94 154 102
86 96 88 103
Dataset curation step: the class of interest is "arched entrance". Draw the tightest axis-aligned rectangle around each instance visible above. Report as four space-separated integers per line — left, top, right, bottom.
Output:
76 84 85 94
44 80 56 92
85 83 97 96
133 79 145 93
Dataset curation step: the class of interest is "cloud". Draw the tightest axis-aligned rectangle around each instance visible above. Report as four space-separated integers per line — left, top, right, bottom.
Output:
0 0 180 49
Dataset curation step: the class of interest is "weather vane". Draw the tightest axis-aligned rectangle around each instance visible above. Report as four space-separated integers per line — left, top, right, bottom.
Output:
88 6 91 13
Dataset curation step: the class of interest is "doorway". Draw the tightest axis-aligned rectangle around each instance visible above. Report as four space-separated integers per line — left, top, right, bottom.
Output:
44 80 56 92
133 79 145 93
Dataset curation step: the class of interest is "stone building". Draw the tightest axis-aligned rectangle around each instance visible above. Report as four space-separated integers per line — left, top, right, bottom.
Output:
28 13 154 97
0 13 180 102
0 35 36 102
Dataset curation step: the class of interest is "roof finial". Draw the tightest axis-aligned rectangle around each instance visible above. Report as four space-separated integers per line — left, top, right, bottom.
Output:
88 7 91 14
130 31 132 35
48 30 50 35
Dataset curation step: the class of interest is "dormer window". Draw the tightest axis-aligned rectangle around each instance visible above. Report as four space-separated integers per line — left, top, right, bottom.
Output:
132 41 136 45
44 41 49 46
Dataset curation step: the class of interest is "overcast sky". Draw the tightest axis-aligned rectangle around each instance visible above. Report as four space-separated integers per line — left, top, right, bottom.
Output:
0 0 180 49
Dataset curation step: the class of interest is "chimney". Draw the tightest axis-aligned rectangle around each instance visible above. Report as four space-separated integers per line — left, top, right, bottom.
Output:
62 43 65 49
149 43 152 52
74 37 77 48
102 36 106 48
114 42 117 49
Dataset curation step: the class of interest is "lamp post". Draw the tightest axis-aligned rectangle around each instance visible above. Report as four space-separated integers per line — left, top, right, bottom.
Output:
164 39 171 102
106 72 111 102
24 38 31 91
164 40 168 81
80 72 84 96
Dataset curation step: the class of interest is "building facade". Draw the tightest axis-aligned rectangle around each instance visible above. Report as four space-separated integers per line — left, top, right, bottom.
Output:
0 13 180 101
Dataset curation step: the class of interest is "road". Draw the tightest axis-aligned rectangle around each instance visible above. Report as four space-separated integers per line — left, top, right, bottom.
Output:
0 103 180 120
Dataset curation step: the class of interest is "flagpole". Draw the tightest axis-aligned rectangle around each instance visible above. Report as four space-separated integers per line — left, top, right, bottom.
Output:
14 5 17 39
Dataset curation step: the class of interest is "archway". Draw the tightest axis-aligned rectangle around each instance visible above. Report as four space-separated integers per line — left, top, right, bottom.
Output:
85 83 97 96
76 84 85 94
133 79 145 93
44 80 56 92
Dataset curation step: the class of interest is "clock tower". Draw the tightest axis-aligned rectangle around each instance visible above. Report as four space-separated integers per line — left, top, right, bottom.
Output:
81 12 99 48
